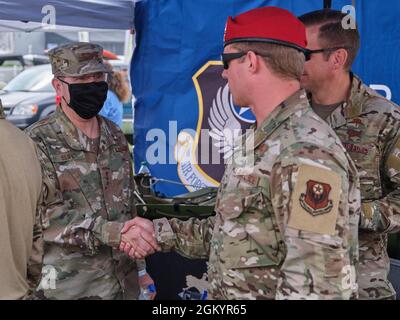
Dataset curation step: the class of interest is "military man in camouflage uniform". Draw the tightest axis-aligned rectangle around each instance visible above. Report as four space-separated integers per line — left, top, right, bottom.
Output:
299 9 400 300
122 7 361 300
25 42 159 299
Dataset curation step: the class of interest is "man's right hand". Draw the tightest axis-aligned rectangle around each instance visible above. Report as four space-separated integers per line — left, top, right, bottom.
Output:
119 217 161 259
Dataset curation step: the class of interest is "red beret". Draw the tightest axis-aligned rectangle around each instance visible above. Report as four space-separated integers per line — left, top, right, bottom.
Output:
224 6 307 51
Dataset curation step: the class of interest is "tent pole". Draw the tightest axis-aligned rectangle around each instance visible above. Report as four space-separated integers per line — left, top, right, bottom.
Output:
78 31 90 43
324 0 332 8
124 30 134 63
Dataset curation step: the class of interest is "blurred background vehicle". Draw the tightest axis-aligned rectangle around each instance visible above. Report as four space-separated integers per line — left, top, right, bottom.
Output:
108 59 129 72
0 53 49 88
0 63 55 129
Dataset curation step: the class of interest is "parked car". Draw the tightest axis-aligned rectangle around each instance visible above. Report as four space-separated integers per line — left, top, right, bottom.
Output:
0 54 50 67
1 64 56 129
108 59 129 72
0 54 50 85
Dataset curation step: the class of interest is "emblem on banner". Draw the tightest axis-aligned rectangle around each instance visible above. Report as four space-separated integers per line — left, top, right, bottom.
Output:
174 61 255 191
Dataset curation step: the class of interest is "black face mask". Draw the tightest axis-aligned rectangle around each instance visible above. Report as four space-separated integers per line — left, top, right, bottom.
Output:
59 78 108 119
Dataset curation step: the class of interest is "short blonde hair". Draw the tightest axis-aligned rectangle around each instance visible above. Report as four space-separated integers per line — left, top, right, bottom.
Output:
233 42 305 81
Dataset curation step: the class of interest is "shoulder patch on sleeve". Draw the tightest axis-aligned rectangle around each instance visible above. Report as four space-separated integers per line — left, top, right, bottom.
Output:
288 164 341 235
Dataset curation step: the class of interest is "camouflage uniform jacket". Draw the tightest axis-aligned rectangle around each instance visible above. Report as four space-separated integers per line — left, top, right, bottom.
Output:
25 107 141 300
154 89 361 300
320 74 400 299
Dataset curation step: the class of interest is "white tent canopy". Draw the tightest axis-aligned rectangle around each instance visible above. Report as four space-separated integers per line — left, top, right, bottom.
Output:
0 0 136 32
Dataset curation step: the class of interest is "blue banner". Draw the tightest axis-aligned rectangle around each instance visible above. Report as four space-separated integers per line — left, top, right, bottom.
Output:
132 0 329 197
351 0 400 102
132 0 399 198
131 0 400 299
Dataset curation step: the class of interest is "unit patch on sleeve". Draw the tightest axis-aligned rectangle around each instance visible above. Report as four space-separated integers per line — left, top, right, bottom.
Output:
288 164 342 235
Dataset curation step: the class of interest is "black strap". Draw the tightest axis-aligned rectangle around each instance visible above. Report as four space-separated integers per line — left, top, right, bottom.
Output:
224 37 307 52
225 37 312 61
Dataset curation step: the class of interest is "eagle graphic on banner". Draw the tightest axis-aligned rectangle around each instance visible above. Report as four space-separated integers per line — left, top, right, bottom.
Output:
208 84 241 160
175 61 255 191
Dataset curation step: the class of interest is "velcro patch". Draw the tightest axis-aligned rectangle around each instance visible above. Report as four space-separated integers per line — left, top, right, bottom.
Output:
288 164 341 235
361 202 374 220
387 136 400 173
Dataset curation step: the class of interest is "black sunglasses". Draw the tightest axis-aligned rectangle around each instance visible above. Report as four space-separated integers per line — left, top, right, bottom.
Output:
221 52 246 69
221 51 272 69
305 46 352 60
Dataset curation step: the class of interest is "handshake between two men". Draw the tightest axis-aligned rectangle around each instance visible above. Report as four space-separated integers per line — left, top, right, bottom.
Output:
119 217 161 259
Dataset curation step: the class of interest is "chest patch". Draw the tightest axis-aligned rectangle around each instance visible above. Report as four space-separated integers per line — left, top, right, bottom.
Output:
342 142 369 155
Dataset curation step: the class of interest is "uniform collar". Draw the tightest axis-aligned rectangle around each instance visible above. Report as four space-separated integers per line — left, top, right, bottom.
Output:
326 73 365 128
246 89 309 150
55 107 117 152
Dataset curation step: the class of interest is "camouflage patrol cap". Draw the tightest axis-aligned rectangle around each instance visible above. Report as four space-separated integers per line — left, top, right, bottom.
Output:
48 42 110 77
